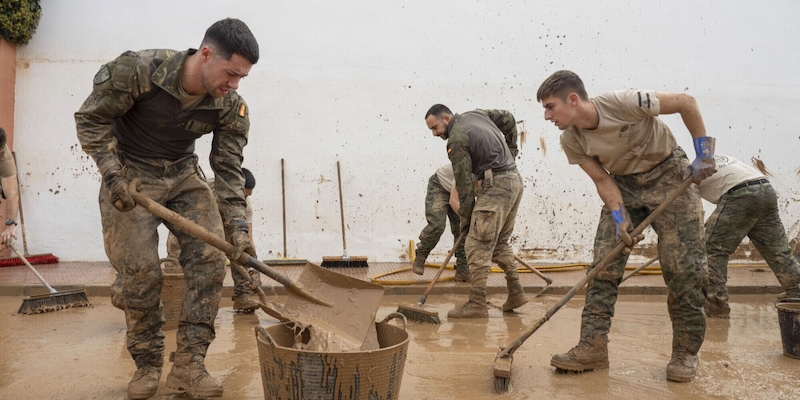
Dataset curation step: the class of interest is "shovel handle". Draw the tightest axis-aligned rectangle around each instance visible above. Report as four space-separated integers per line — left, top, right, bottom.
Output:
417 230 467 306
513 254 553 285
497 177 693 359
621 256 660 283
126 179 331 307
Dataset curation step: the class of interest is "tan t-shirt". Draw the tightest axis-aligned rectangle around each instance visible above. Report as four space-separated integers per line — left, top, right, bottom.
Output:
697 155 765 204
435 164 455 193
560 89 677 175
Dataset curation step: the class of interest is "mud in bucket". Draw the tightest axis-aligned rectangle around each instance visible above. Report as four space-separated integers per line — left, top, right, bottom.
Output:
775 298 800 359
255 313 409 400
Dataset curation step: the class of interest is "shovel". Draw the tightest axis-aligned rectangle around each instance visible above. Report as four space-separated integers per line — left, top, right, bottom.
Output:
513 254 553 298
493 176 694 393
126 179 331 307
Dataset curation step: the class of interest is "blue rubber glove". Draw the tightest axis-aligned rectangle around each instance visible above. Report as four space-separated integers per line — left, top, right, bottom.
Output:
686 136 717 183
611 205 634 246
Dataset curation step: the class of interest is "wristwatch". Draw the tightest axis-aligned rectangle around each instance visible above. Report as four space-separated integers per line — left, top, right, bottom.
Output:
5 218 17 226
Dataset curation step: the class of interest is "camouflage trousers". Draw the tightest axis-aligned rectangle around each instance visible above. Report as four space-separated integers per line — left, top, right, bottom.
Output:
417 173 467 268
100 153 227 369
705 181 800 303
167 227 254 298
465 169 524 299
583 148 707 354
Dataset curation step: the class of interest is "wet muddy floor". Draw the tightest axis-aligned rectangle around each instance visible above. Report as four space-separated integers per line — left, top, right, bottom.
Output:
1 293 798 399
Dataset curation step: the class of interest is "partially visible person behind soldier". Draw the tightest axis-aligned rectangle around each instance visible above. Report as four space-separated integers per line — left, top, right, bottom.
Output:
166 167 262 313
424 104 527 318
231 167 262 311
0 127 20 246
75 18 259 399
699 155 800 318
412 163 469 282
537 70 715 382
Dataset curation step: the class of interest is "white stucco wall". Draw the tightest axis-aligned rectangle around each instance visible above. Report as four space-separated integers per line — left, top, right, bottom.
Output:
11 0 800 262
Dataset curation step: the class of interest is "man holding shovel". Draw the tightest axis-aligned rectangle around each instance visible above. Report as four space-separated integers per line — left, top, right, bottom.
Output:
536 70 715 382
75 18 259 399
699 155 800 317
424 104 527 318
412 163 469 282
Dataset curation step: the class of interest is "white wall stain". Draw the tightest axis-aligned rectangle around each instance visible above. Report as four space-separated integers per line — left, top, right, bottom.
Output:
10 0 800 262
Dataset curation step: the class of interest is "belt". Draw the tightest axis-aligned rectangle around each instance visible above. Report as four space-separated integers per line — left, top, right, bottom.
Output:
490 168 517 176
727 178 769 194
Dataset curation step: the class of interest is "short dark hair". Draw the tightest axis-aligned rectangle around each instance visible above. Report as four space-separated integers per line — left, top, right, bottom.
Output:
202 18 259 65
243 167 256 189
536 70 589 102
425 104 453 119
0 127 6 148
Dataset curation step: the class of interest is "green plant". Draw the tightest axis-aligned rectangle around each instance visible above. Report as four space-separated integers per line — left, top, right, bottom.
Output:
0 0 42 45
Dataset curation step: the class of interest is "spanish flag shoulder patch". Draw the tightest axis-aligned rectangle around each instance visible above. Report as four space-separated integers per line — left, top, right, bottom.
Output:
238 104 247 118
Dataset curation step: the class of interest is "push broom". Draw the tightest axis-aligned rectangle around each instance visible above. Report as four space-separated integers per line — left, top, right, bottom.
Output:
492 177 693 393
321 161 369 268
397 231 466 323
13 244 90 314
264 159 308 266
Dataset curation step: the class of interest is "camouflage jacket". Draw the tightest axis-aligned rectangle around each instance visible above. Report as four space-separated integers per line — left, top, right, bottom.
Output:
445 109 518 229
74 48 250 223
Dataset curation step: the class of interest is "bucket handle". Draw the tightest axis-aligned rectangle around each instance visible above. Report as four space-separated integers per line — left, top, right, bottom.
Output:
379 312 407 331
255 325 277 351
775 298 800 309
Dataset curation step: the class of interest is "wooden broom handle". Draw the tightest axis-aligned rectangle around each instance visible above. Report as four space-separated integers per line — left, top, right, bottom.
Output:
337 161 348 254
281 158 287 257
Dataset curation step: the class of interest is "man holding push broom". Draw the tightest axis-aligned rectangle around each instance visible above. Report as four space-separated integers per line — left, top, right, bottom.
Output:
424 104 527 318
536 70 716 382
75 18 259 399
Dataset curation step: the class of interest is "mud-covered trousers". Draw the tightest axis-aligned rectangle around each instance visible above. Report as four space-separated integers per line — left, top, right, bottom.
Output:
705 181 800 303
417 173 467 268
465 169 524 299
582 148 707 355
100 153 227 369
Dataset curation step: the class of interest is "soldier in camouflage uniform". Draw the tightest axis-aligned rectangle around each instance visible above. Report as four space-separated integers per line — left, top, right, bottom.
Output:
699 155 800 318
412 163 469 282
537 70 716 382
75 19 259 399
424 104 527 318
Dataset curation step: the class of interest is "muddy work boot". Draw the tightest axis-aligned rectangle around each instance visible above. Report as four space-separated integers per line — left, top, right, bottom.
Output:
232 293 260 313
127 365 161 400
502 280 528 312
454 266 470 282
704 298 730 319
166 354 223 397
777 287 800 300
666 348 698 382
550 337 609 372
412 252 427 275
447 300 489 318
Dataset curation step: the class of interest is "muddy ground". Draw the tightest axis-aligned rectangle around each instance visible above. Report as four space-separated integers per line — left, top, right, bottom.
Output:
1 293 798 399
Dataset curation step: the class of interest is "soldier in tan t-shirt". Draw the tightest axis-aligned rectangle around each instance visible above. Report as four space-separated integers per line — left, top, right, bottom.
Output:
536 70 717 383
0 127 20 246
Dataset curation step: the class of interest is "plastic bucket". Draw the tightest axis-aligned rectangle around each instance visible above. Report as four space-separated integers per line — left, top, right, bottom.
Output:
255 313 408 400
775 299 800 359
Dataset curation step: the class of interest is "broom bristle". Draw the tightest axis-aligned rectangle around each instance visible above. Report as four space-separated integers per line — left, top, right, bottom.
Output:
0 254 59 268
17 290 91 315
397 304 441 324
320 256 369 268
